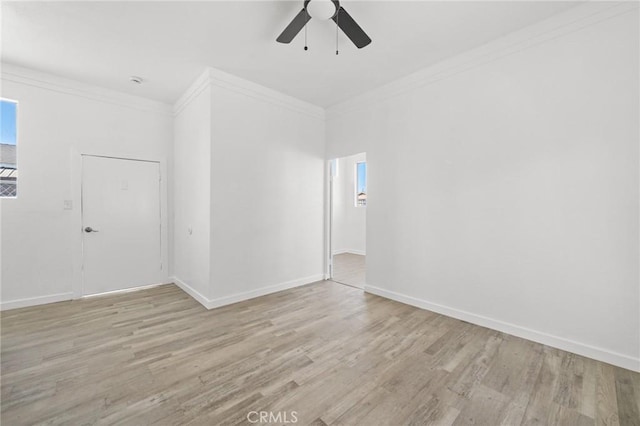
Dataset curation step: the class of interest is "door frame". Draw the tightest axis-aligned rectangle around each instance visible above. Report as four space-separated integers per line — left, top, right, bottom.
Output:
327 159 336 280
70 149 169 299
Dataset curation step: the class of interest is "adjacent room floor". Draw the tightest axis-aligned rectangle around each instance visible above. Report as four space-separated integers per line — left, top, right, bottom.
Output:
331 253 366 289
1 282 638 425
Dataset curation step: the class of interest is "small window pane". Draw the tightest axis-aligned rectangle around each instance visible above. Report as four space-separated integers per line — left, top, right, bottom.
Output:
0 99 17 197
356 162 366 207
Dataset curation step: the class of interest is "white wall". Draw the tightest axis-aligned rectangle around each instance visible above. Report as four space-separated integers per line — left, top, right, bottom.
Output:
332 152 366 255
326 4 639 371
209 73 325 302
0 65 173 309
172 78 212 300
171 69 326 307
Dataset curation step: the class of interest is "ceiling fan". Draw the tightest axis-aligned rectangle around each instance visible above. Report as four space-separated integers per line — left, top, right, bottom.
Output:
276 0 372 50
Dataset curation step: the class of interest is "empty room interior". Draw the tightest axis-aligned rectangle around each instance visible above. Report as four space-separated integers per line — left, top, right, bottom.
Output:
1 1 639 425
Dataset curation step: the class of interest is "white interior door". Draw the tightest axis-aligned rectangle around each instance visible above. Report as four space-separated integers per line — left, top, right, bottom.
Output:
82 155 161 295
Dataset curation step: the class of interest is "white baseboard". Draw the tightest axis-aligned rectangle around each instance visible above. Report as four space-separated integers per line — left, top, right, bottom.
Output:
171 277 211 308
208 274 325 309
332 249 366 256
81 282 171 299
364 284 640 372
171 274 325 310
0 292 74 311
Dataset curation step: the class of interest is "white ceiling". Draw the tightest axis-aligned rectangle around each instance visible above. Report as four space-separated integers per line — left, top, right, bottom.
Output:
2 1 580 107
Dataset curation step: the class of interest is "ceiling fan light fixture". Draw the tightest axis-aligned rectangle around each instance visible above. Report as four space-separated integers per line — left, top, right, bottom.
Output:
276 0 370 49
306 0 337 21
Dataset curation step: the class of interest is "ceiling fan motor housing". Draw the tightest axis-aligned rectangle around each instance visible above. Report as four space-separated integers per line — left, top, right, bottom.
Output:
304 0 340 20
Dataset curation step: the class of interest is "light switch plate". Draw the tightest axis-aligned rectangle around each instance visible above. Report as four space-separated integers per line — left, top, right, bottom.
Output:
63 200 73 210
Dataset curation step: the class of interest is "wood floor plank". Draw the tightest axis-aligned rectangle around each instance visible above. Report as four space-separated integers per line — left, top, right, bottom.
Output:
596 363 621 426
614 367 640 426
1 282 638 426
452 384 511 425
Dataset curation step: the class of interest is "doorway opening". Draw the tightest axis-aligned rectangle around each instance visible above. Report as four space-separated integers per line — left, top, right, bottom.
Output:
329 152 366 289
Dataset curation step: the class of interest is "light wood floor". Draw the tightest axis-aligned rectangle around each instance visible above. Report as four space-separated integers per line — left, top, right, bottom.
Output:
1 282 639 425
332 253 366 289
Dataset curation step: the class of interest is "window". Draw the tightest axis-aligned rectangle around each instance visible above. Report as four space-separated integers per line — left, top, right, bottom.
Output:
0 99 17 197
356 161 367 207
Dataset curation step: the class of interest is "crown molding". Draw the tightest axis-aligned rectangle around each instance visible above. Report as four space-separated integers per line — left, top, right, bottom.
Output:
1 62 323 121
174 67 324 120
326 1 639 120
207 67 325 120
172 68 213 116
0 63 173 116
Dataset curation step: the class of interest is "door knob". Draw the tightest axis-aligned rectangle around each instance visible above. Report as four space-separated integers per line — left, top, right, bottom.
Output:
84 226 99 233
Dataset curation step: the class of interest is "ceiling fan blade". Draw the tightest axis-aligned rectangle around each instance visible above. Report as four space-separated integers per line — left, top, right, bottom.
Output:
276 8 311 44
332 6 371 48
